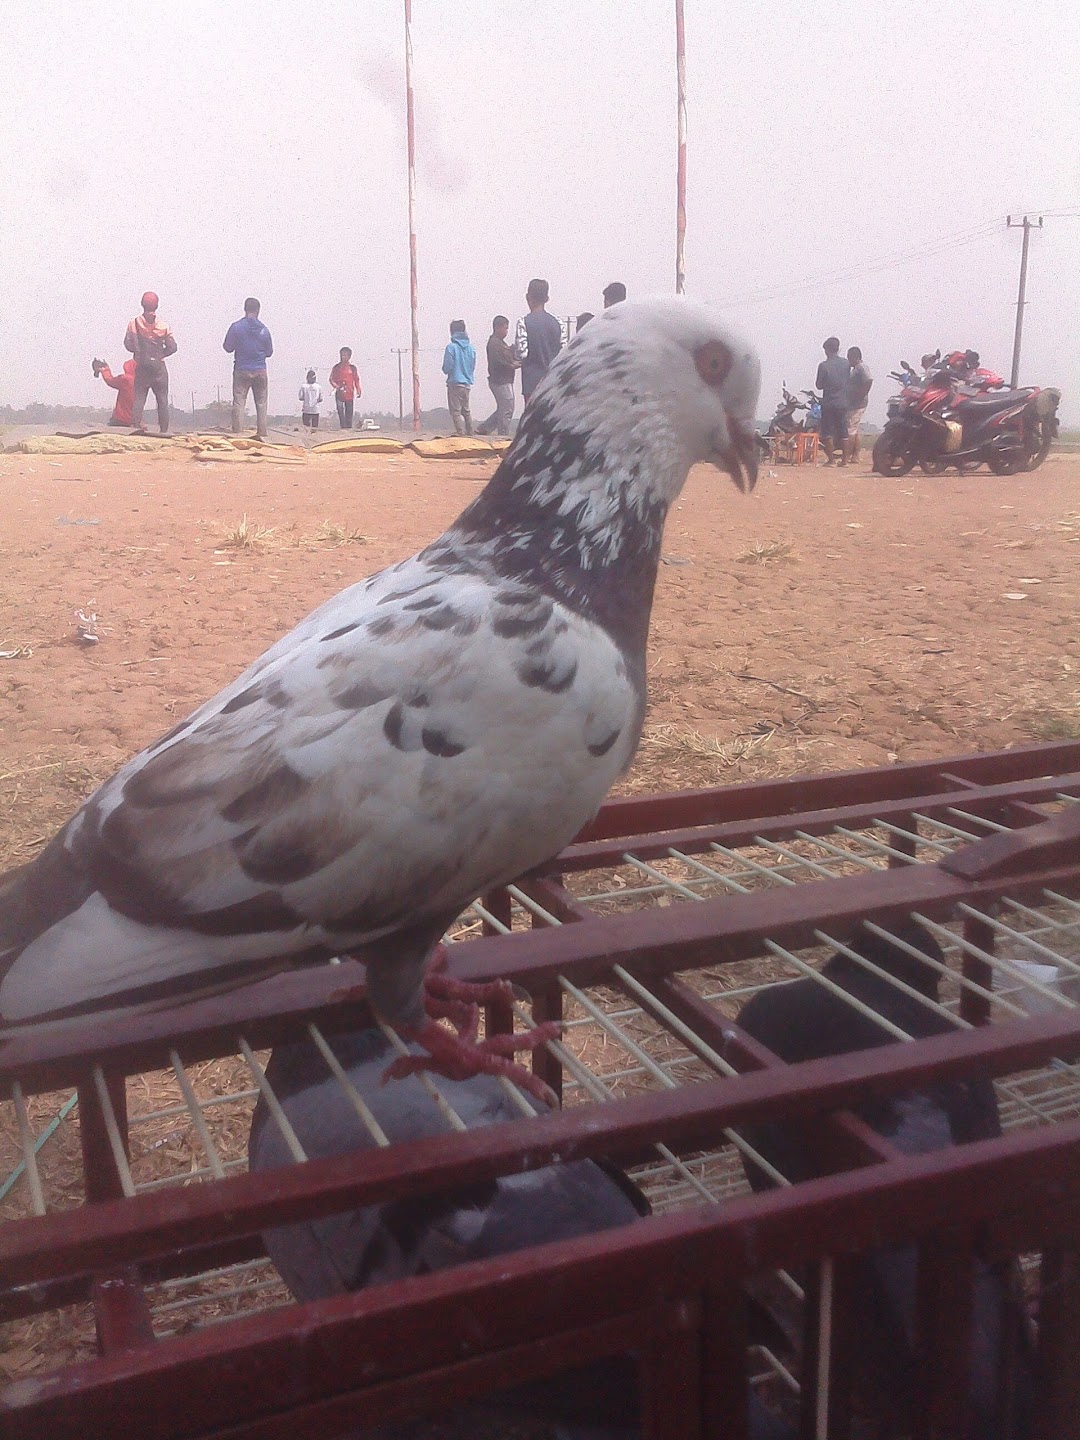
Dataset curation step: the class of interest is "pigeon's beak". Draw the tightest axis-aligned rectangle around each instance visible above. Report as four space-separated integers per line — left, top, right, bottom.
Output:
713 421 759 494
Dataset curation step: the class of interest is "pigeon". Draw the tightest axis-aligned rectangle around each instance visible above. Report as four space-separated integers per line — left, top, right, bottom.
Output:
249 1025 648 1440
249 1025 794 1440
736 923 1034 1440
0 297 761 1097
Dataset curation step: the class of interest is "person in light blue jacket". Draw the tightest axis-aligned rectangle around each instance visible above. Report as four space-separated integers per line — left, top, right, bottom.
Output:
441 320 476 436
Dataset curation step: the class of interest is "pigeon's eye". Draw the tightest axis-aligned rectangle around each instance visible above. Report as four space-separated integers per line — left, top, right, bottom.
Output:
694 341 732 389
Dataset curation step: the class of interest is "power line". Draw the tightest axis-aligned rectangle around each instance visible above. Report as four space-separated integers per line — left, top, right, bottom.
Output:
716 216 1004 311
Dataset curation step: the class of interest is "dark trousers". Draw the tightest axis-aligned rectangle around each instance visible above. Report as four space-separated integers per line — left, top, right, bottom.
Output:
132 362 169 432
336 395 354 429
302 413 320 429
232 370 269 438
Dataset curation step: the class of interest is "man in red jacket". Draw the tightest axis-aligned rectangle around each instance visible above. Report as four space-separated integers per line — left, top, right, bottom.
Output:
124 290 177 434
329 347 362 429
92 358 136 426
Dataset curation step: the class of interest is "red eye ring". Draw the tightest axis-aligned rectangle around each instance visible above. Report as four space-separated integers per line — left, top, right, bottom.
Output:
694 340 733 389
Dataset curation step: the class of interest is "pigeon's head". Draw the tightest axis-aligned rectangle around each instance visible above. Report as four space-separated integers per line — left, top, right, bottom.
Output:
558 297 762 494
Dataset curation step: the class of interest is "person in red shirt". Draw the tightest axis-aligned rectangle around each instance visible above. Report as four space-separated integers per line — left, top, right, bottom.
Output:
92 358 136 427
328 346 362 429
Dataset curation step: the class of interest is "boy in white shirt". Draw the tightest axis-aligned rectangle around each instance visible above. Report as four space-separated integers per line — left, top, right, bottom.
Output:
299 370 323 430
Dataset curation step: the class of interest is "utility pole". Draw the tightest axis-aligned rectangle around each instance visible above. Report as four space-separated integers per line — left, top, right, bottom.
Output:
404 0 421 432
392 348 407 428
1006 214 1043 387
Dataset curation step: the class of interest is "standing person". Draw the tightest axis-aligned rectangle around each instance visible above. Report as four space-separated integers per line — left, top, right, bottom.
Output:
329 347 362 429
441 321 476 436
602 281 626 308
223 298 274 441
842 346 873 464
92 357 136 427
299 370 323 430
815 336 851 467
476 315 519 436
515 278 562 407
124 291 176 435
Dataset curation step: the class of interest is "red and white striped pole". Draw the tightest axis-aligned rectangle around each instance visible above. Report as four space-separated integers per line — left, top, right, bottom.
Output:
675 0 687 295
404 0 421 431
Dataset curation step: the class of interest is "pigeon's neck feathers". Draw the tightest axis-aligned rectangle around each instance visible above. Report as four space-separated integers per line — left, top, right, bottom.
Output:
442 381 687 663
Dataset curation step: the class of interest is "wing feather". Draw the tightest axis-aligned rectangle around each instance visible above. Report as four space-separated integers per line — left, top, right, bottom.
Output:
68 561 637 949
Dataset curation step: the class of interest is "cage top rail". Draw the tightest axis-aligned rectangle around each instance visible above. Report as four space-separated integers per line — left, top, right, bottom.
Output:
573 735 1080 843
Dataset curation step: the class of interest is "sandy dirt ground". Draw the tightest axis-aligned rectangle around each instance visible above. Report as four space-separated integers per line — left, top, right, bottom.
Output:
0 443 1077 871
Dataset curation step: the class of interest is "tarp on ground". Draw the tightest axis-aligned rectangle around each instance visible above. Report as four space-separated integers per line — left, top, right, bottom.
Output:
9 434 179 455
311 437 405 455
408 436 511 459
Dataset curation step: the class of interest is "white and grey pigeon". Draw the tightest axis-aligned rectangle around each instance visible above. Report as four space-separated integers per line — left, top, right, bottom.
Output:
0 297 760 1094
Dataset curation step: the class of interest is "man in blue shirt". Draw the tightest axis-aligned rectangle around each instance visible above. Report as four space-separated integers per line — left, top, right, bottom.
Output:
223 298 274 441
515 278 562 405
441 320 476 436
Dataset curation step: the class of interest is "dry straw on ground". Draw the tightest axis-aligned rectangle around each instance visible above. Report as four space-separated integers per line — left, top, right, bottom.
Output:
308 520 369 546
736 537 796 566
218 514 276 550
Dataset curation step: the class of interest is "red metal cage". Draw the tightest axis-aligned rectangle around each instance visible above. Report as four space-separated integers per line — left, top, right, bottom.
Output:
2 738 1080 1438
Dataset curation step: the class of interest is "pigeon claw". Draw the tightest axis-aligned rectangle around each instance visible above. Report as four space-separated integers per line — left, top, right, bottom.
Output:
420 944 519 1042
382 1016 561 1107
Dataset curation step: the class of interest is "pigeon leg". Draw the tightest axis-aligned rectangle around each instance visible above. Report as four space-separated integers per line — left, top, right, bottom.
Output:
417 944 515 1041
423 942 516 1010
382 1017 561 1106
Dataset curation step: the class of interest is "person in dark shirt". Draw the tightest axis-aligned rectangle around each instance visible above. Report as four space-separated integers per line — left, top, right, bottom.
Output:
223 298 274 440
515 278 562 405
602 281 626 308
815 336 851 466
476 315 520 436
842 346 873 464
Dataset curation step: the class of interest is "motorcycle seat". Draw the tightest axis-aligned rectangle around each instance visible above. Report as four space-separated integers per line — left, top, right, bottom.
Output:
954 388 1036 414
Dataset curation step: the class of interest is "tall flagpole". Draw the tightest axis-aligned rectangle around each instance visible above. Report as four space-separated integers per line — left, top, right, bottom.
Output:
404 0 421 430
675 0 687 294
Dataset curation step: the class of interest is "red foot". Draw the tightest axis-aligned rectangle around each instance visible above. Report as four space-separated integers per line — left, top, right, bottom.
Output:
381 1016 561 1107
419 944 517 1042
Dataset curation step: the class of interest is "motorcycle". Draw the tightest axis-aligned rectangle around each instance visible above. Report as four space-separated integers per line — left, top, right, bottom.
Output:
873 357 1060 477
767 385 808 435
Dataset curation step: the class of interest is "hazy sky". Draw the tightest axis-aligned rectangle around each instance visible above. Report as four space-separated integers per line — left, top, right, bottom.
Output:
2 0 1078 422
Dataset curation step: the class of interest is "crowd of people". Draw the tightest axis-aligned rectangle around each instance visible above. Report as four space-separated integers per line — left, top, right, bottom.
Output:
814 336 873 466
439 278 627 437
93 280 628 442
92 291 363 441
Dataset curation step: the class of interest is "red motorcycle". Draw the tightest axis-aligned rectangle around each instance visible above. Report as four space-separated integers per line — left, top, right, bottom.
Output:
873 353 1060 477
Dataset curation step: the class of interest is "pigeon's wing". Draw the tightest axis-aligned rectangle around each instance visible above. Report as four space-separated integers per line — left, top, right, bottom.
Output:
1 559 639 1019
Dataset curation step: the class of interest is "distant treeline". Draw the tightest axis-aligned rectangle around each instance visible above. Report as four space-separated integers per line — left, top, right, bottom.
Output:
0 402 455 432
0 403 113 424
